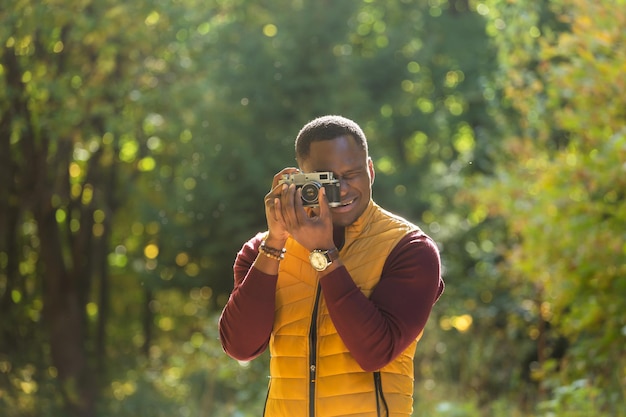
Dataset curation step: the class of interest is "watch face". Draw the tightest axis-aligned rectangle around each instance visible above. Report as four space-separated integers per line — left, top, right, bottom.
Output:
310 251 328 271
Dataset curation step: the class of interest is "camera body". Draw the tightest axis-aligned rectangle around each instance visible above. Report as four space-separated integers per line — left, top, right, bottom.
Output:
280 172 341 208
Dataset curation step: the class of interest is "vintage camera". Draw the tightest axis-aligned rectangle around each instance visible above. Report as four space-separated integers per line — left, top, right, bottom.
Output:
280 172 341 207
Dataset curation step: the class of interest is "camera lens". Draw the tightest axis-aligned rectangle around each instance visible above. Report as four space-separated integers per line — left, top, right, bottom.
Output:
300 182 320 204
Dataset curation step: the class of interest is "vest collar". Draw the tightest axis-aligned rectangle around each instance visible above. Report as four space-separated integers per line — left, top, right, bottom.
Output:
343 199 378 244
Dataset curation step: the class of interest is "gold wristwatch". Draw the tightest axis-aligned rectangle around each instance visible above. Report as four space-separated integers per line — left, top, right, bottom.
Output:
309 247 340 272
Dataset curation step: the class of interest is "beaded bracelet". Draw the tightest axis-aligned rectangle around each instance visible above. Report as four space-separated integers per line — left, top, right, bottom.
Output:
259 240 286 261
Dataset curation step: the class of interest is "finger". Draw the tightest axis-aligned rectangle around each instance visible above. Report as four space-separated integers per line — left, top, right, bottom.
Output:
271 184 288 220
273 196 284 223
317 187 330 219
294 187 309 223
280 183 298 227
272 167 300 188
268 182 286 201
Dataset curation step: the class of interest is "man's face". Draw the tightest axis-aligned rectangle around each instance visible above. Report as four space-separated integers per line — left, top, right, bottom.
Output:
299 135 374 227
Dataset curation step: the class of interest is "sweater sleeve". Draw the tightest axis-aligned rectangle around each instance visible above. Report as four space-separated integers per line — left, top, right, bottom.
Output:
319 230 444 371
218 233 277 361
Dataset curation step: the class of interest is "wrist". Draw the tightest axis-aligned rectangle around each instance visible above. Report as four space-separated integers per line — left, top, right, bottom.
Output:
259 239 286 261
265 233 287 248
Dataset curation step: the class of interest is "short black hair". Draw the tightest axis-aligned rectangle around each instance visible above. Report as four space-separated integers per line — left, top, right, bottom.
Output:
295 115 368 161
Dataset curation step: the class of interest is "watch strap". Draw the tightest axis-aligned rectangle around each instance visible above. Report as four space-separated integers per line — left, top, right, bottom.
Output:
324 247 340 262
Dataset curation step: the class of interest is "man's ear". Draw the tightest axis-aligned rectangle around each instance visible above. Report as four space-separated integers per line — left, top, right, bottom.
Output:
368 157 375 185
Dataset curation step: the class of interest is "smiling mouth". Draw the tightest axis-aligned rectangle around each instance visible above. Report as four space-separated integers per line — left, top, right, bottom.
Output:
342 198 355 206
332 198 355 208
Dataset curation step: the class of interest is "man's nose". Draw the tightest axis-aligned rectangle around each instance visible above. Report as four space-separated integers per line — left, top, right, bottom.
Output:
339 178 349 195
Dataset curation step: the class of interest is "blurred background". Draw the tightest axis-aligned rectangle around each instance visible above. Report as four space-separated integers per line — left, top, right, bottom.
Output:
1 0 624 416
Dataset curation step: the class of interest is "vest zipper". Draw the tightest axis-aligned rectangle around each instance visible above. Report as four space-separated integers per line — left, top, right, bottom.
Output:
309 284 322 417
374 371 389 417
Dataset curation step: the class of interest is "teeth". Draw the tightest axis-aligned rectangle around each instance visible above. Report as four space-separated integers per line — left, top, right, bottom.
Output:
341 199 354 206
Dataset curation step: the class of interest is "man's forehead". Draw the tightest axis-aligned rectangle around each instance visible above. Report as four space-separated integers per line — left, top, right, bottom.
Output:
301 154 368 173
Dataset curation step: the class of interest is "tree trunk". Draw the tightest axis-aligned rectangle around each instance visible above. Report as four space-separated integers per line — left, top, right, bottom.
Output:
0 116 20 350
4 41 97 416
142 288 153 356
36 195 95 417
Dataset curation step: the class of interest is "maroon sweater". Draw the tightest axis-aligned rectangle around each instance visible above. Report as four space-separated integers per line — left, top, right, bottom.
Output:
219 230 444 371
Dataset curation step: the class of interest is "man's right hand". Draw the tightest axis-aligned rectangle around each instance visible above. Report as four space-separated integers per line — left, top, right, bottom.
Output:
263 167 299 247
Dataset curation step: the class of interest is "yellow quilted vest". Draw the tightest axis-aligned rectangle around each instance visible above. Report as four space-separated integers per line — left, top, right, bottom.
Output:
264 201 422 417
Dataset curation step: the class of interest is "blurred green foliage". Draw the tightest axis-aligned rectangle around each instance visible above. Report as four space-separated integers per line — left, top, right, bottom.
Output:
0 0 624 416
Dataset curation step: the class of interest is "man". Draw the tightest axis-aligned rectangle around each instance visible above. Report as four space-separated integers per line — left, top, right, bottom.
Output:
219 115 444 417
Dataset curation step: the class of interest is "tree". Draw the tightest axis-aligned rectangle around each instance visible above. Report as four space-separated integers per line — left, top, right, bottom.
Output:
0 0 201 414
472 0 626 413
